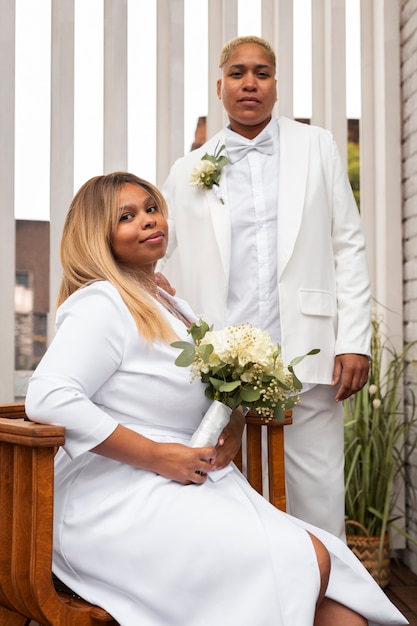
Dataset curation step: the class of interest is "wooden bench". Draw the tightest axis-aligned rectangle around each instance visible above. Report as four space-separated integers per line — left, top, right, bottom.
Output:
0 403 291 626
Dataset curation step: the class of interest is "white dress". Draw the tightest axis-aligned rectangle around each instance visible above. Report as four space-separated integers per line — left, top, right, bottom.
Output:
25 281 407 626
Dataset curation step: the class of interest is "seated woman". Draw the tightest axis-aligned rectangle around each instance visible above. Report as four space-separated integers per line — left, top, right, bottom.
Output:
25 172 407 626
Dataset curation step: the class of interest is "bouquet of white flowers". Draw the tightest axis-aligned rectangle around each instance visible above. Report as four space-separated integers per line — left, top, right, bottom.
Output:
172 319 319 447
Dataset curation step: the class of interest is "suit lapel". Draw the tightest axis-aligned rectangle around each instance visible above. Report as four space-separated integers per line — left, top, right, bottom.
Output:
277 117 310 278
206 130 232 281
203 120 311 282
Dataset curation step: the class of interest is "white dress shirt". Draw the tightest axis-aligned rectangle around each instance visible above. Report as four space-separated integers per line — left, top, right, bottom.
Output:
225 119 282 345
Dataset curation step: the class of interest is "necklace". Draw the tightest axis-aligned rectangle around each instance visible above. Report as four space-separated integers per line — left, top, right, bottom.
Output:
134 272 192 328
153 291 191 327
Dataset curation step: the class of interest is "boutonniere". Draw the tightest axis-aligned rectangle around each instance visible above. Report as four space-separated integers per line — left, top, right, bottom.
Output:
189 142 229 204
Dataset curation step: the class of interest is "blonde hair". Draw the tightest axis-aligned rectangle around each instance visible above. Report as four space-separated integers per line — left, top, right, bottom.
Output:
57 172 175 343
219 36 276 71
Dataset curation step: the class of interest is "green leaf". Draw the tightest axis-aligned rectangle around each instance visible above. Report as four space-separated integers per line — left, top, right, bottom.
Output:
289 348 320 369
188 319 212 342
273 403 285 423
171 340 191 350
287 366 303 389
201 154 216 165
171 342 195 367
217 155 229 168
284 397 298 410
218 380 242 393
198 343 214 362
208 377 224 390
240 387 261 402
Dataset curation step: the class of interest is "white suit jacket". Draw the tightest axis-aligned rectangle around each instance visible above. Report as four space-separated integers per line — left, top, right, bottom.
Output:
161 117 371 384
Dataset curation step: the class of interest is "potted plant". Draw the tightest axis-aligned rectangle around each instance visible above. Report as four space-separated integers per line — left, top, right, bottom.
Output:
344 311 417 587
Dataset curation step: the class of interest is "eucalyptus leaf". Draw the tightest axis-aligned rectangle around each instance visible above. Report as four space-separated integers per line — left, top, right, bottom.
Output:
289 348 320 368
240 387 261 402
171 340 191 350
208 377 224 390
287 366 302 389
171 341 195 367
188 319 212 342
198 343 214 362
218 380 242 393
273 403 285 423
174 348 195 367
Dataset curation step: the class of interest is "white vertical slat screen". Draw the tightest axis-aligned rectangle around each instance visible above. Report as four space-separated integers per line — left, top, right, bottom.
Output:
362 1 404 551
74 0 103 190
127 1 156 183
311 0 347 164
104 0 128 173
207 0 238 138
0 0 16 401
360 0 403 343
360 0 377 290
156 0 185 186
49 0 75 341
262 0 294 119
0 0 405 415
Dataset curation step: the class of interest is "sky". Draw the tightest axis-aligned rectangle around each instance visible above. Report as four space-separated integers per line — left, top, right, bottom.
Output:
13 0 360 221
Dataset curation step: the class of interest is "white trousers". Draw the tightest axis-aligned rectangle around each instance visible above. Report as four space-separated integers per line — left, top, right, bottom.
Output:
284 384 346 541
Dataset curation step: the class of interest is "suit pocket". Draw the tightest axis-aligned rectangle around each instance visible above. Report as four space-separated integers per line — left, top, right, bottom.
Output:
299 289 335 317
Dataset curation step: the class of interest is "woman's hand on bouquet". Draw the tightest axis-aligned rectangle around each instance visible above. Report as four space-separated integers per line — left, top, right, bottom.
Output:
212 408 245 470
156 443 217 485
91 425 216 485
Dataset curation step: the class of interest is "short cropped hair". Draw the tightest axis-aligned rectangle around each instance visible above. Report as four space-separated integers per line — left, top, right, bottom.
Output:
219 36 276 71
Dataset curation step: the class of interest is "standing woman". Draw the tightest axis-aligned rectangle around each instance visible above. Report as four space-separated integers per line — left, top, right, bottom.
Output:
26 172 406 626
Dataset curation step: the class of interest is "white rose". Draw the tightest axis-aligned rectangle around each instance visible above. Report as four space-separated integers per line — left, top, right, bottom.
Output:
189 160 217 189
201 324 275 370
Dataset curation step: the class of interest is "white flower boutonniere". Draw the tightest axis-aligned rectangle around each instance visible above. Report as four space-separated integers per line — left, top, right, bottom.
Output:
189 142 229 204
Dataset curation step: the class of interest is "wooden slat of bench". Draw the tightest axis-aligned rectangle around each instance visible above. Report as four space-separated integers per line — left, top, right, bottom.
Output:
246 411 292 510
0 404 27 419
246 419 263 494
0 417 65 447
0 405 116 626
267 419 288 511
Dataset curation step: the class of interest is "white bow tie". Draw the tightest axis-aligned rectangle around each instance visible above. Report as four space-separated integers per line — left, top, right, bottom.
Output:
225 132 274 163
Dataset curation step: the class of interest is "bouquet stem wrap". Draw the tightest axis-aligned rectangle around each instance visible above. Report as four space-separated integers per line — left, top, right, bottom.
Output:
190 400 232 448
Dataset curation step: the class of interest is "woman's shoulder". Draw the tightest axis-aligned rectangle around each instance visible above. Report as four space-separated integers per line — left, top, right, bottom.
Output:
62 280 120 301
57 281 128 323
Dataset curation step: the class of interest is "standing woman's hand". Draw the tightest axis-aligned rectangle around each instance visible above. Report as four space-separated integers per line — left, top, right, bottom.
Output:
332 353 370 401
155 272 176 296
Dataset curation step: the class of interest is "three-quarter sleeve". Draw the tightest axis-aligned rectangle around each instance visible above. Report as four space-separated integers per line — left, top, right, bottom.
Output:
25 282 128 458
